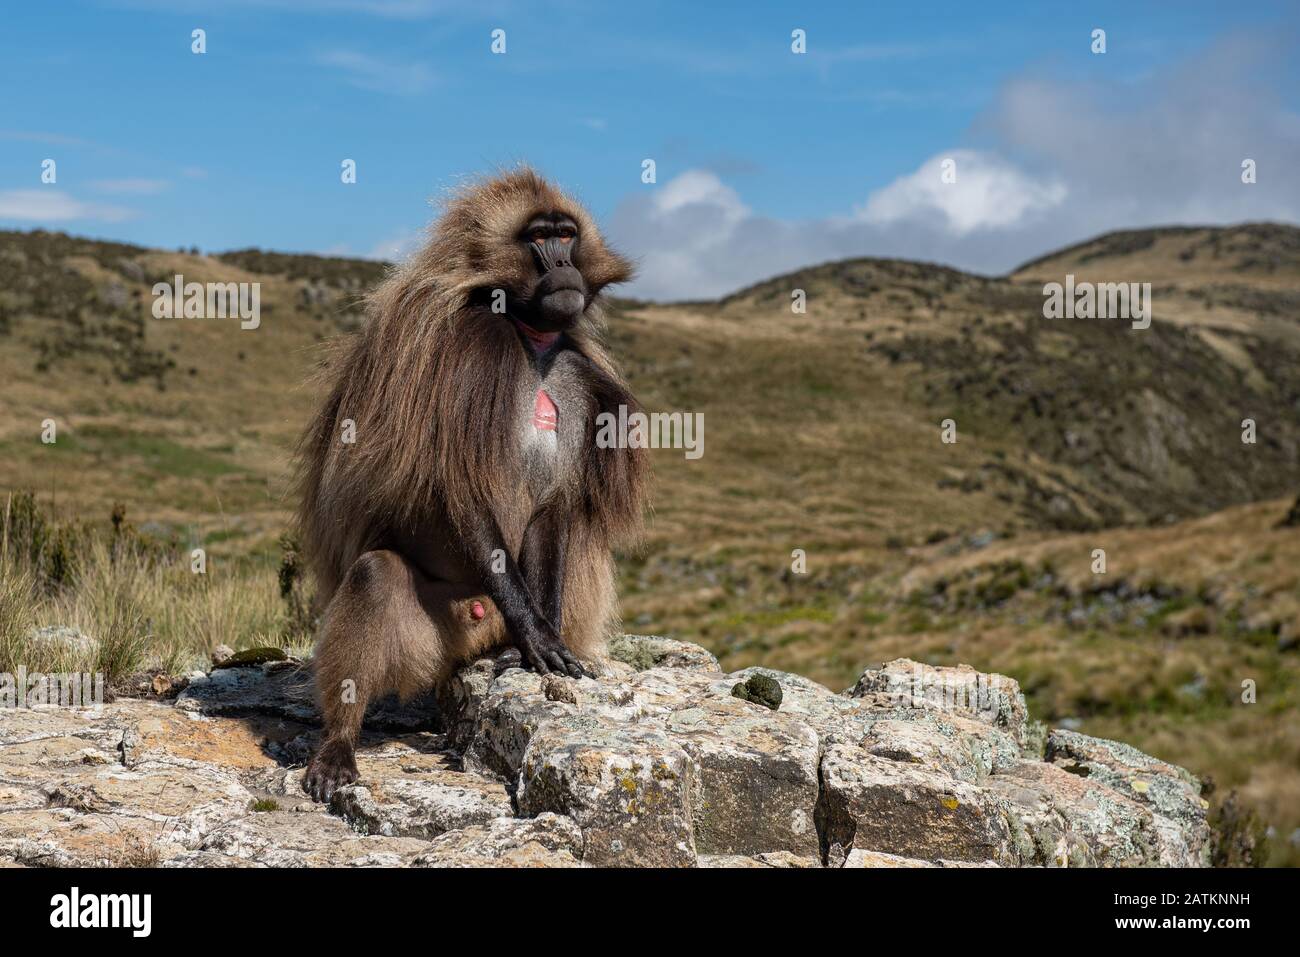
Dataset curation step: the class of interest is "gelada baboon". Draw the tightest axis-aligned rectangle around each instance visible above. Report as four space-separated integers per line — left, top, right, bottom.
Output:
295 168 647 801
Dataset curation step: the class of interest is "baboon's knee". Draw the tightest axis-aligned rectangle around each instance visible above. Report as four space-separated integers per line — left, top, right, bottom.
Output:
338 549 407 604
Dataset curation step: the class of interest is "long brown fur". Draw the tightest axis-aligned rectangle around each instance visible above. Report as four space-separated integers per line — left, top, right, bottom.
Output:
294 169 647 796
296 167 643 608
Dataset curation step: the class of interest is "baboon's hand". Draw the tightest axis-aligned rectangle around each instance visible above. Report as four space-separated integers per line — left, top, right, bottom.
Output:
518 624 588 679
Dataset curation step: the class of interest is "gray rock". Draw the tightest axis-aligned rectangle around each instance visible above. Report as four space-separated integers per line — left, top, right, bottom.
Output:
464 669 578 779
851 658 1031 751
195 808 430 867
412 813 585 867
726 666 881 744
0 635 1215 870
609 634 721 672
434 658 496 752
330 745 513 839
817 744 1018 864
666 697 820 857
988 759 1160 867
517 715 697 866
1044 728 1211 866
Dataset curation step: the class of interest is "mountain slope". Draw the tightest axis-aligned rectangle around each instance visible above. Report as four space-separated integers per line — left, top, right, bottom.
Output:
0 222 1296 863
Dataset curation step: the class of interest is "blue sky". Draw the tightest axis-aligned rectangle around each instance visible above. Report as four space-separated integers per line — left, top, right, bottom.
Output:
2 0 1297 298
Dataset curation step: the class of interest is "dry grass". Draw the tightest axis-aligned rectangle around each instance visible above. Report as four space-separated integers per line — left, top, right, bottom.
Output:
0 494 312 681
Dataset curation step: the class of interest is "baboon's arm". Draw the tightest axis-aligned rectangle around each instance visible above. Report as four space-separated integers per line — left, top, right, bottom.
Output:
460 510 586 678
520 507 568 635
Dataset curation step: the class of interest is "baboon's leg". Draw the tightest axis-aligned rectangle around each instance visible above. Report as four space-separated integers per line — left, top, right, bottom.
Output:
304 549 505 802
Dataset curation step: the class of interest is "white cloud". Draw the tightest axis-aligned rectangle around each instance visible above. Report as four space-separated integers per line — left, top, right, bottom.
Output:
858 150 1066 235
608 32 1300 301
317 50 435 95
609 171 766 300
0 190 136 223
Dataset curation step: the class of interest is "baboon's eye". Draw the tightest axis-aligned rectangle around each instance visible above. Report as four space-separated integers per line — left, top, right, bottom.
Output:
530 230 547 245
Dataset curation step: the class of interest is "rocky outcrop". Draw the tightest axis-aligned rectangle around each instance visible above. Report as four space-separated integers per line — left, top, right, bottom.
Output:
0 637 1212 867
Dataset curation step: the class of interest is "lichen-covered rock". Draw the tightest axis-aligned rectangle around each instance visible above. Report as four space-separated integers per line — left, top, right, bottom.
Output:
609 634 721 672
122 705 310 772
175 662 320 722
330 745 512 839
193 808 431 867
841 849 936 868
838 852 999 868
463 669 578 779
0 807 184 867
412 813 585 867
986 761 1098 866
434 658 496 752
817 744 1018 864
859 714 1017 785
725 667 879 744
989 759 1169 866
517 715 697 866
1045 728 1211 866
0 635 1213 870
851 658 1031 751
665 697 820 857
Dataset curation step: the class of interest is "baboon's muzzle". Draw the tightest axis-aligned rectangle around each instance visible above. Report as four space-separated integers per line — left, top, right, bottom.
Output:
531 235 587 328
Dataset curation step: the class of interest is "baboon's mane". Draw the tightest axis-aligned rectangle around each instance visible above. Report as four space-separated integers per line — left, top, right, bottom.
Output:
295 168 645 604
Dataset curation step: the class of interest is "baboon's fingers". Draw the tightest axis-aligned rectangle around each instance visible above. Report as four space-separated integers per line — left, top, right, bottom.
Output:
557 649 588 679
522 642 551 674
304 740 358 803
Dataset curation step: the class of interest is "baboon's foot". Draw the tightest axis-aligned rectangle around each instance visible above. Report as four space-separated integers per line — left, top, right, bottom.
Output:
303 738 358 803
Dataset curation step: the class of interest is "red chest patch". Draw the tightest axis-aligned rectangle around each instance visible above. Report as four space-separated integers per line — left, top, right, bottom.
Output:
532 389 558 432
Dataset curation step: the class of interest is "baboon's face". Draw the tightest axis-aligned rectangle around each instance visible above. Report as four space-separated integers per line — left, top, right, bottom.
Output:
516 211 587 331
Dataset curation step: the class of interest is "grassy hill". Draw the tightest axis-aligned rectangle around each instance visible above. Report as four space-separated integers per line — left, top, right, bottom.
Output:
0 223 1296 864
